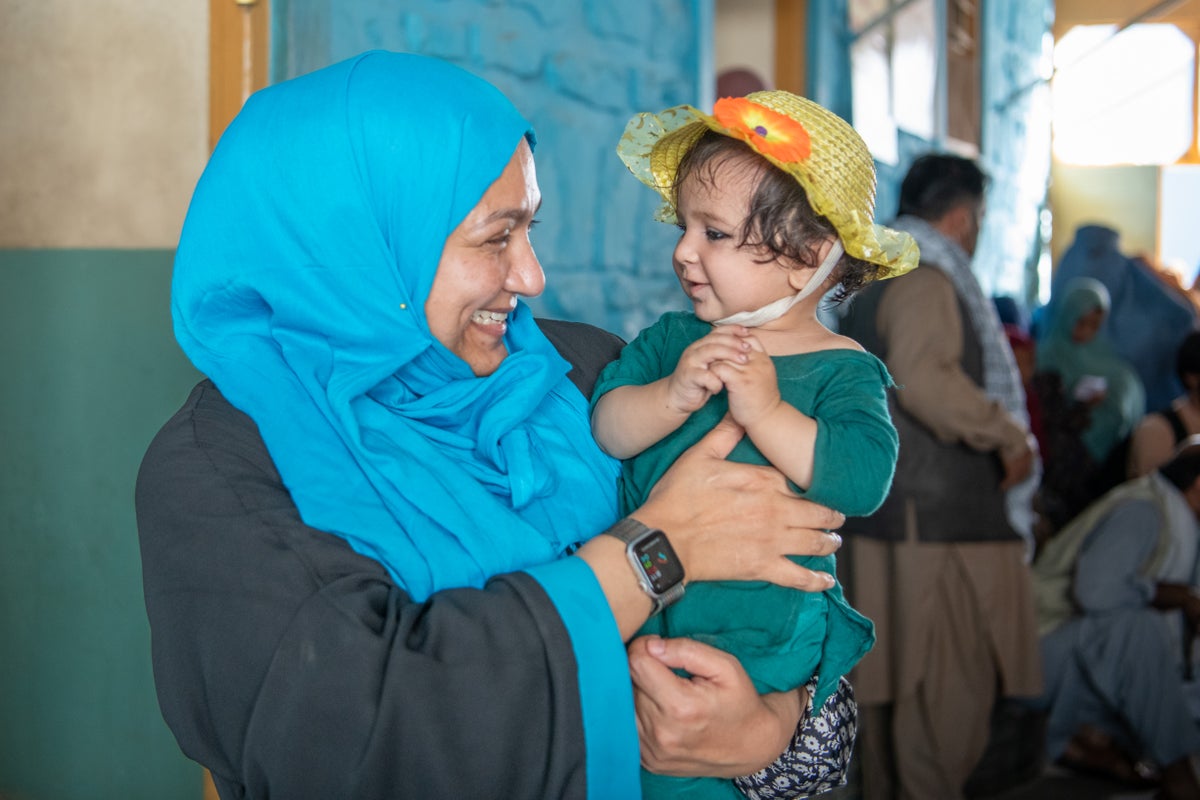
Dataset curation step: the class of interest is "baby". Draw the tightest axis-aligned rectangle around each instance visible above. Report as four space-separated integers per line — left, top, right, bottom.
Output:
592 91 920 799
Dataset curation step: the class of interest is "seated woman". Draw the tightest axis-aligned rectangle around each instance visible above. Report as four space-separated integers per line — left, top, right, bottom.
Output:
1129 330 1200 477
1035 277 1146 525
136 51 856 799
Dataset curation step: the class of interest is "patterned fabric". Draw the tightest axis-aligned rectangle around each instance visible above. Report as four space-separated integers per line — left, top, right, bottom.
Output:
892 214 1040 545
891 215 1027 427
736 678 859 799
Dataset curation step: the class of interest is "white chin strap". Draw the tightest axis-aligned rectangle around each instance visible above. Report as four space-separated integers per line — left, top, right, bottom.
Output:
713 240 845 328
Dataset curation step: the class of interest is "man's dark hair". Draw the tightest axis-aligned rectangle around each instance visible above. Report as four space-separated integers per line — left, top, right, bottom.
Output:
1159 438 1200 491
897 153 988 222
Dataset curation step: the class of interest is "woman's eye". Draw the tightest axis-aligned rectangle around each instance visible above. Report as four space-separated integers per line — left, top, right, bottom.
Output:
487 227 514 246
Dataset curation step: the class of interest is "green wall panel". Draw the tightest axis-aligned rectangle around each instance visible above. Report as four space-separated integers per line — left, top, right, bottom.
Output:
0 250 201 800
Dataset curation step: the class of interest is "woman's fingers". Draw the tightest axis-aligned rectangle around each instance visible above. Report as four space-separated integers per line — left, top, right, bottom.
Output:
635 432 844 586
628 635 798 776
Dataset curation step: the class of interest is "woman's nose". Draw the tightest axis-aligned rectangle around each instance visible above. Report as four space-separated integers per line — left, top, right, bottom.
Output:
507 238 546 298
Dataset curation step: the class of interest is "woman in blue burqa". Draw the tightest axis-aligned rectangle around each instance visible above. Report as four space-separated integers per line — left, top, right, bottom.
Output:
1043 224 1195 412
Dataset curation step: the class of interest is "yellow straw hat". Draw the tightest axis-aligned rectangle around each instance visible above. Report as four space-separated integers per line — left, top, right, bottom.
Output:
617 91 919 280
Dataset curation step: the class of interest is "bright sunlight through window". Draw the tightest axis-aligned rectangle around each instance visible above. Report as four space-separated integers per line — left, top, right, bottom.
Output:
1053 24 1195 165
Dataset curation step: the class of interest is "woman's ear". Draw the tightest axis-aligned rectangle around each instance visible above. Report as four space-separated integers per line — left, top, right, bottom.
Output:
787 238 837 292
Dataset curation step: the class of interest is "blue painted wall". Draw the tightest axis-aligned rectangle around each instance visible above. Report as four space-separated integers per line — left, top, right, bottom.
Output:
976 0 1055 308
271 0 714 342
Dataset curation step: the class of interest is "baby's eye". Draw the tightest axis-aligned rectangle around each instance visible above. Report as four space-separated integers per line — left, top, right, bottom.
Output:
705 228 728 242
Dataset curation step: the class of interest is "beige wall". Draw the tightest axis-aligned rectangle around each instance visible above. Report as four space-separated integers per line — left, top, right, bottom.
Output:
1 1 209 248
715 0 776 87
1049 164 1159 263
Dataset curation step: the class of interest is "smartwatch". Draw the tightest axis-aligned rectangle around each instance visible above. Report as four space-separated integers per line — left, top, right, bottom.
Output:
602 518 685 615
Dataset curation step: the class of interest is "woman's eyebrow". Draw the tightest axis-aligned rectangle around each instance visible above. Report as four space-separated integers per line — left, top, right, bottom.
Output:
477 199 543 226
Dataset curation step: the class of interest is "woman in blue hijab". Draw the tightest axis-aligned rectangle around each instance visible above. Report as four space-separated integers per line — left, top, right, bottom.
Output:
1037 277 1146 467
1043 225 1196 412
137 51 852 799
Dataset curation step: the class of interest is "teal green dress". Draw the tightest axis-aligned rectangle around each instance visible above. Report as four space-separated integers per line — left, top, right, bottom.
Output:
593 311 893 800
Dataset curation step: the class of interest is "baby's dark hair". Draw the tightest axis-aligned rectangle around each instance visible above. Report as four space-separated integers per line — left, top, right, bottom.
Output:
670 129 879 303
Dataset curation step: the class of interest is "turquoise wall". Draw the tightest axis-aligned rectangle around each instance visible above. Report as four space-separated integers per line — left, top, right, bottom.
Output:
270 0 713 342
0 250 201 799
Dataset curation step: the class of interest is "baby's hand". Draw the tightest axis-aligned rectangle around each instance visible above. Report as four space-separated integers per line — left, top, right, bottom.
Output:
709 335 781 429
667 327 754 414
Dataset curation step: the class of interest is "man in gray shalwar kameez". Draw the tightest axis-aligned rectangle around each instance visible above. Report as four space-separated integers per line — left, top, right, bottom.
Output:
1033 438 1200 799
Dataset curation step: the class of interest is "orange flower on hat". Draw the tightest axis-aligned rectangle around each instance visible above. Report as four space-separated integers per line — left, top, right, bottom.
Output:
713 97 811 163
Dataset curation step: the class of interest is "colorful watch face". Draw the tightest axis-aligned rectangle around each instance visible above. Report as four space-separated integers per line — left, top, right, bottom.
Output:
631 530 685 595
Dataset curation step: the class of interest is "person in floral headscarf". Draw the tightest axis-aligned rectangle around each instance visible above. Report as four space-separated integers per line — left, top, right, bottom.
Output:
591 91 919 800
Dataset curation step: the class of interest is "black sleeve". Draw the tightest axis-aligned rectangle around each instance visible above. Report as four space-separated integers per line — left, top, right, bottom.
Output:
535 317 626 397
136 381 590 800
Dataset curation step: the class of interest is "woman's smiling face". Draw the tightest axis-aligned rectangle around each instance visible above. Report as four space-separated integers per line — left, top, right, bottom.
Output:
425 139 545 376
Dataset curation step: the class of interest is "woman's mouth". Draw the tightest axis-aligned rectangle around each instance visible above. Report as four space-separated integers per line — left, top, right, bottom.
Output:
471 309 509 325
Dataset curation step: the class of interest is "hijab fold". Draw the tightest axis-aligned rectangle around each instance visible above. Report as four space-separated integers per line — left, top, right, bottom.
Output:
171 51 619 600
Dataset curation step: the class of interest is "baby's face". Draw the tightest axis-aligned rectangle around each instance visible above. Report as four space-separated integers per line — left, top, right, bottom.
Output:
671 155 794 323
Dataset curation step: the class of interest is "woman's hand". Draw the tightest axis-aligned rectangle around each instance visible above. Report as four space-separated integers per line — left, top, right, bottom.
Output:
628 635 802 777
632 415 843 589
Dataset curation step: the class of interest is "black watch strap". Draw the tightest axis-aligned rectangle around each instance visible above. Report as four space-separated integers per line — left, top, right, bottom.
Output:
602 518 686 615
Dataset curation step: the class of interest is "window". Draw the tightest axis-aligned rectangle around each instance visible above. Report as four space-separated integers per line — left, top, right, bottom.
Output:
1053 23 1195 165
849 0 980 162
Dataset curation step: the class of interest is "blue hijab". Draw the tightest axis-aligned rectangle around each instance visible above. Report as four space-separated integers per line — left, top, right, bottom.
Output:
172 51 620 601
1037 277 1145 463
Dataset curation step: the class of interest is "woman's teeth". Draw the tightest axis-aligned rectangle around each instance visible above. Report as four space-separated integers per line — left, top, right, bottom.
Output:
471 310 508 324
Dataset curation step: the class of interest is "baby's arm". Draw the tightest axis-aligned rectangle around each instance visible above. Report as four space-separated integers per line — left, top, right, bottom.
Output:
592 327 753 459
710 337 818 489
